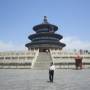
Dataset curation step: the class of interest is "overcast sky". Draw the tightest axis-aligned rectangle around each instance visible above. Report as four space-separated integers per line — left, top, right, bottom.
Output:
0 0 90 51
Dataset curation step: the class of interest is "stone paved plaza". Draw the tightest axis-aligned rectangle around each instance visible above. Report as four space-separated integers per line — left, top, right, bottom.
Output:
0 69 90 90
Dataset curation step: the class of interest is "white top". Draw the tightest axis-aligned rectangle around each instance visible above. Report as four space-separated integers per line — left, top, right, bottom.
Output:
49 65 55 71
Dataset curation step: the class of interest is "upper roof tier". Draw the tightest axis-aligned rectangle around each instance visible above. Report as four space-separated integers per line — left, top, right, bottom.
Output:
33 16 58 32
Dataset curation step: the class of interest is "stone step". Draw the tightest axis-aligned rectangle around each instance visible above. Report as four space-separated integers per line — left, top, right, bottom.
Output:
33 52 52 70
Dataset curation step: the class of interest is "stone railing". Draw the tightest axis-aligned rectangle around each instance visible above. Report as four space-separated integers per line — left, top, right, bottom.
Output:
31 49 39 68
0 49 39 69
50 49 90 69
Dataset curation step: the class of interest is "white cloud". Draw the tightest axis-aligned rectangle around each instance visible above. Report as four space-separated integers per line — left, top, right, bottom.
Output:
0 41 27 51
61 36 90 50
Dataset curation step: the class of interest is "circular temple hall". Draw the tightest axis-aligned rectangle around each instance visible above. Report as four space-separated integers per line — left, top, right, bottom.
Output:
25 16 66 52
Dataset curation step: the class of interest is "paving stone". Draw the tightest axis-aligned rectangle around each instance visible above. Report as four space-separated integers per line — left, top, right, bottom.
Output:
0 69 90 90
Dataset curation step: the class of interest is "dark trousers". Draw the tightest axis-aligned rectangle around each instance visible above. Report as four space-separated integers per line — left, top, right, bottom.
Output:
49 70 54 82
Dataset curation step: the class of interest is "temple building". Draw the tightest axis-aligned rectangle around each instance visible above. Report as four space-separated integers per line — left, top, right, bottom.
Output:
0 17 90 69
25 16 66 52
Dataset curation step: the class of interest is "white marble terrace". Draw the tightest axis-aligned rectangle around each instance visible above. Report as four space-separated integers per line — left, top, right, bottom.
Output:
0 49 39 69
0 49 90 69
50 49 90 69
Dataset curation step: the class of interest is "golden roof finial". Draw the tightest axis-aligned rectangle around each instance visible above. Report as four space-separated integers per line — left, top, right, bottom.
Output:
43 16 48 23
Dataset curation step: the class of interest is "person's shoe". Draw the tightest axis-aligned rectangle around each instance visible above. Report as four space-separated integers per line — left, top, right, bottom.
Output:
51 80 53 83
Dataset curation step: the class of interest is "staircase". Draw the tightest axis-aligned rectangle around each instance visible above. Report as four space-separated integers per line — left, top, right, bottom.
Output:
33 52 52 70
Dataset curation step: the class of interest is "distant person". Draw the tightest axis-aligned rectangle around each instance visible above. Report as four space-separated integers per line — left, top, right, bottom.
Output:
49 62 55 82
75 54 83 70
